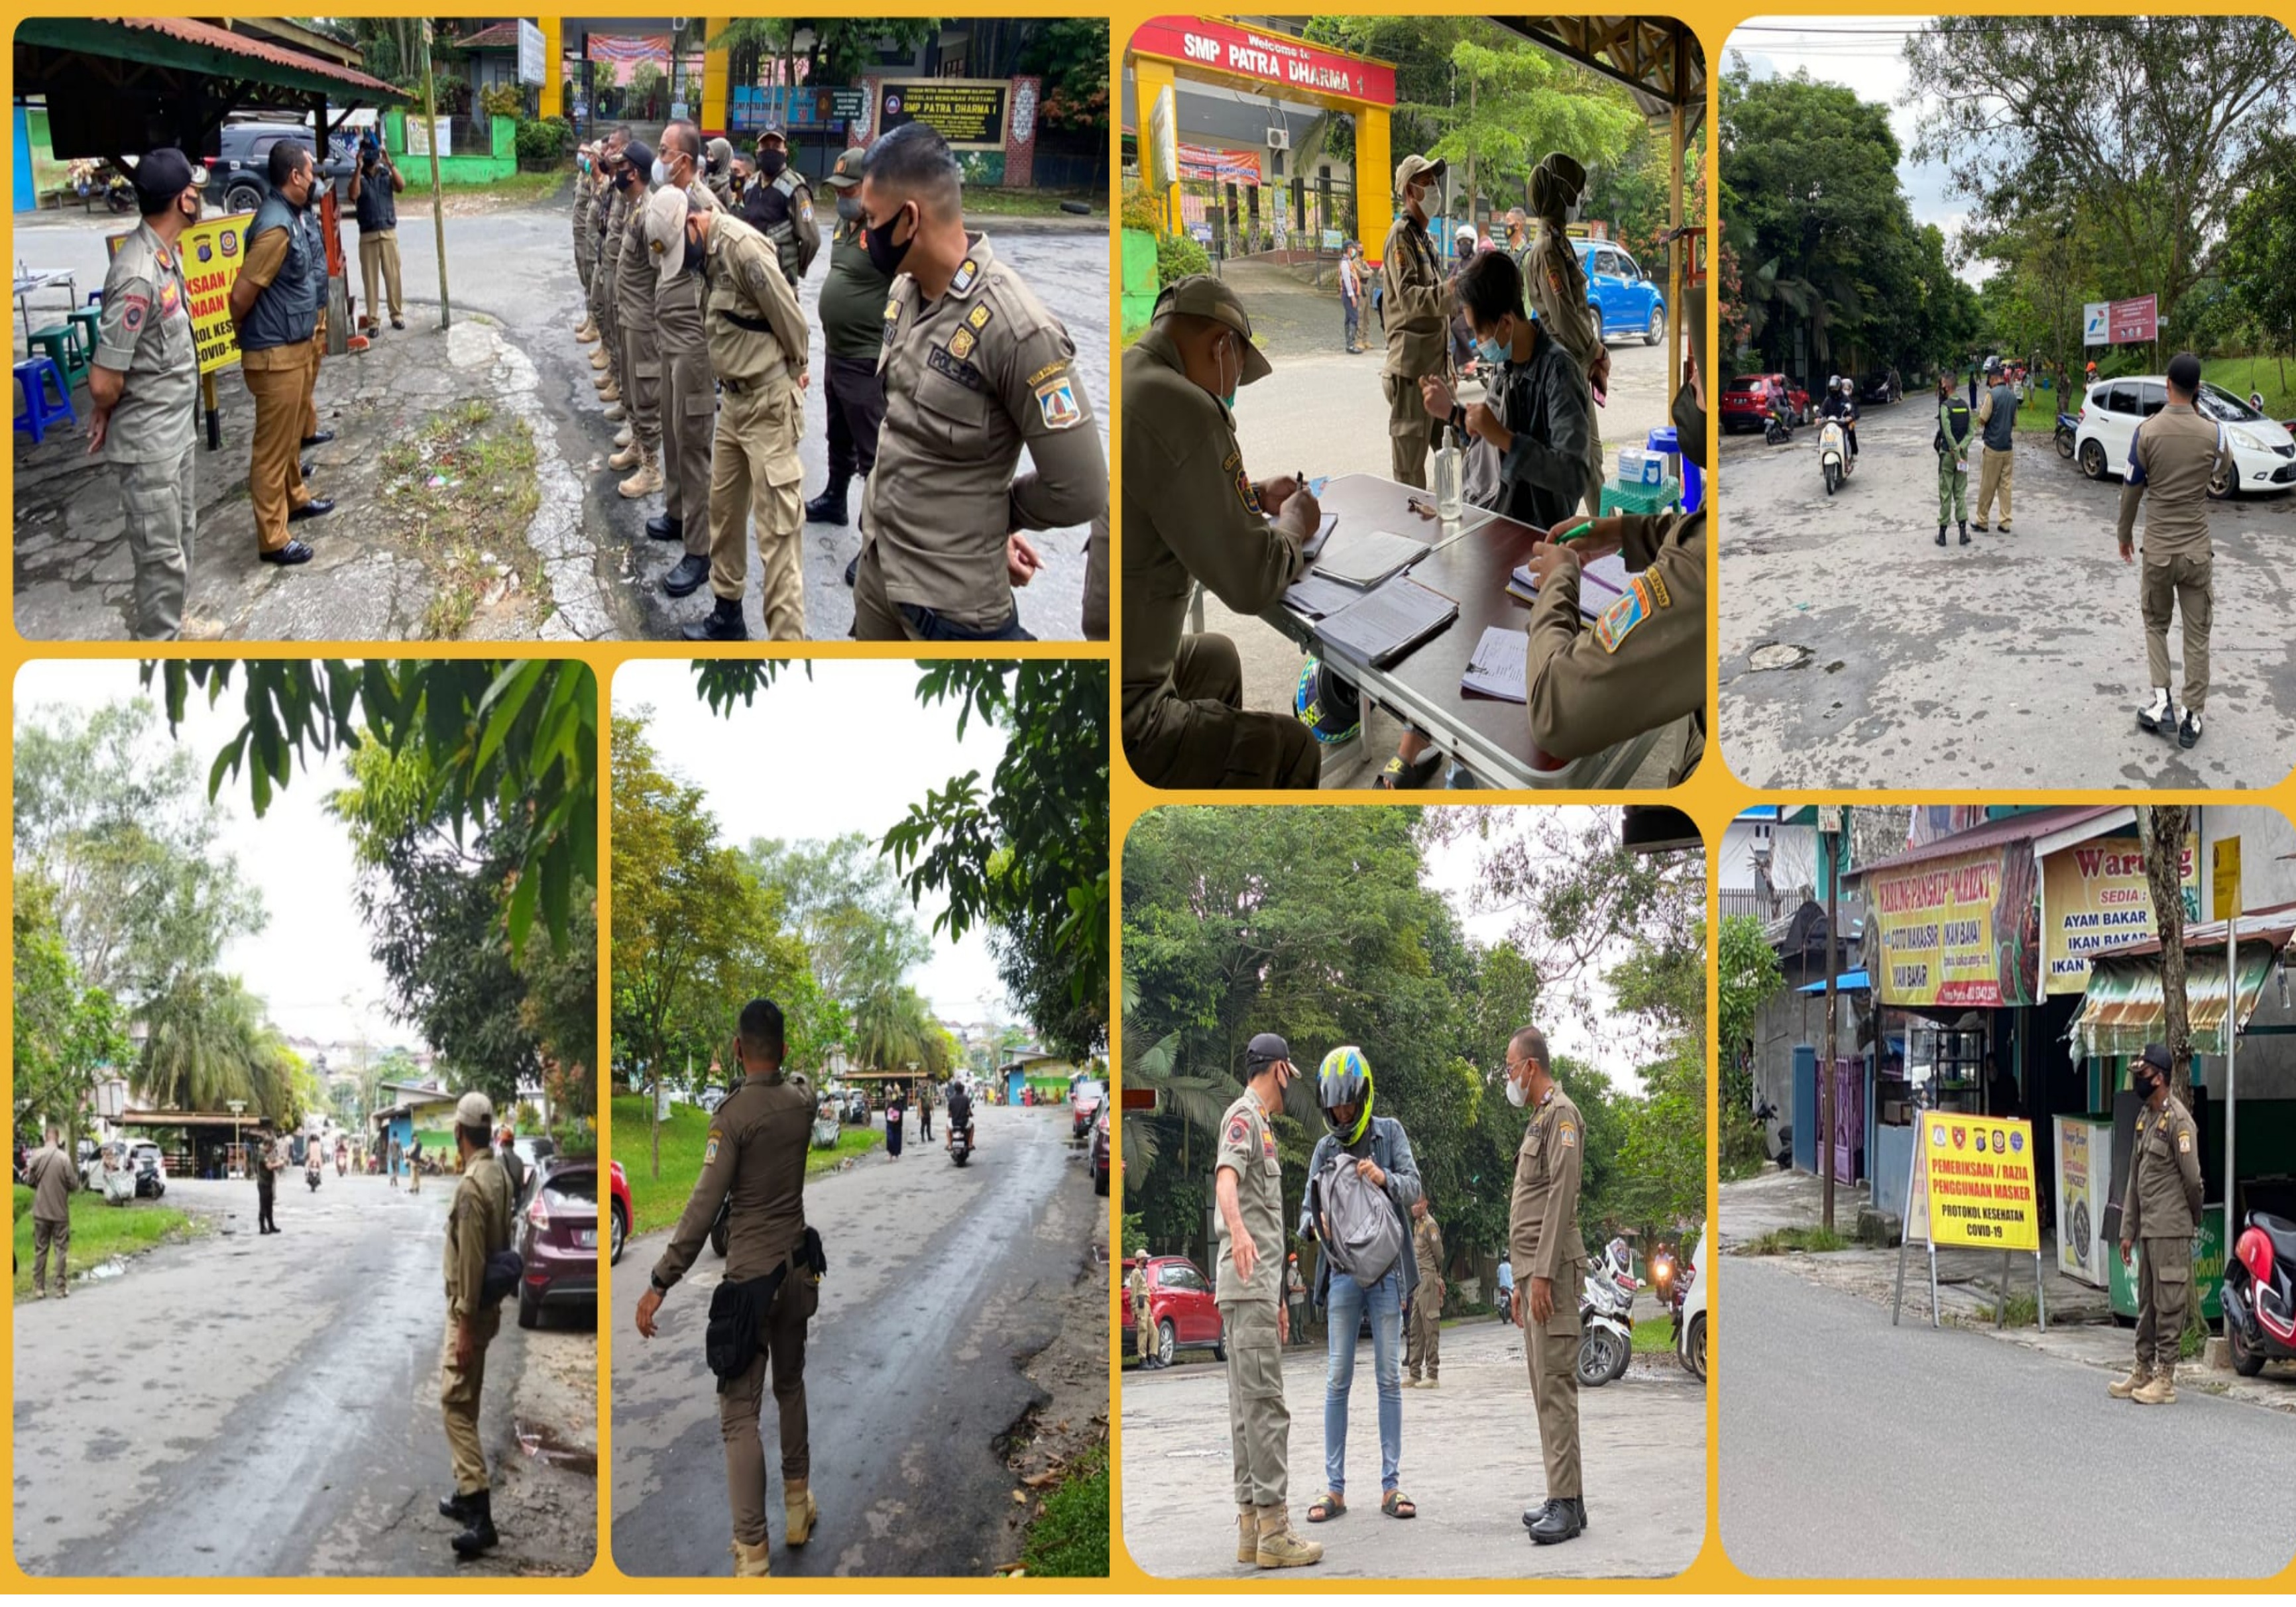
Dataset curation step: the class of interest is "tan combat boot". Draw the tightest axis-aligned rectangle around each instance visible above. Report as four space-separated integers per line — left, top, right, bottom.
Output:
589 344 610 372
609 437 644 472
1235 1506 1257 1565
730 1537 772 1578
784 1478 817 1547
2106 1360 2152 1399
2132 1363 2177 1405
601 400 626 423
575 315 597 343
597 380 621 406
612 423 634 451
1255 1506 1324 1569
618 449 663 499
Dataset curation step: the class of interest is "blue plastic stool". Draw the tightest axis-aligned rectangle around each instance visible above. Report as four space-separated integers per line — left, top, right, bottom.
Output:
1646 425 1703 513
15 355 77 446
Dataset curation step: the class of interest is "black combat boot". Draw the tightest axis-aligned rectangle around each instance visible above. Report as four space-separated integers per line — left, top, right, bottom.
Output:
805 480 849 526
1527 1496 1586 1545
681 595 749 642
1936 524 1946 547
644 512 682 542
449 1488 498 1559
1959 520 1970 545
438 1488 479 1522
661 553 709 598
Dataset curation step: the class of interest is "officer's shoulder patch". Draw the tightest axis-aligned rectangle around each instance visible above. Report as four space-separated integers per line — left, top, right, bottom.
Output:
1591 581 1650 654
1035 375 1082 431
1643 565 1672 610
951 256 980 295
883 296 901 322
1027 359 1067 387
1235 465 1258 514
118 292 150 333
1222 448 1242 473
1225 1114 1249 1147
966 302 994 333
1558 1120 1577 1148
2177 1129 2191 1153
704 1132 723 1164
927 344 984 391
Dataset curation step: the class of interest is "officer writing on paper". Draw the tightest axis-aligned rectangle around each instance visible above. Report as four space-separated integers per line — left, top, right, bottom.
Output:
1513 254 1707 781
2109 1042 2203 1407
1120 274 1322 790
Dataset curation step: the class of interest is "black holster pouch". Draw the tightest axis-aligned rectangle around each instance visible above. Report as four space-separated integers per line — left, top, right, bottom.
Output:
705 1266 787 1393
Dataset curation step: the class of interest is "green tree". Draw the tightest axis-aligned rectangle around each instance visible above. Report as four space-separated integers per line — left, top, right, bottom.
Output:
2221 132 2296 383
706 19 941 93
1716 914 1785 1176
1411 37 1637 219
137 971 301 1123
1019 19 1112 138
11 875 129 1153
744 834 929 1010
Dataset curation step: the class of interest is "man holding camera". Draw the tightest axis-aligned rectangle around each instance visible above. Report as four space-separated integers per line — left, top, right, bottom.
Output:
348 133 406 333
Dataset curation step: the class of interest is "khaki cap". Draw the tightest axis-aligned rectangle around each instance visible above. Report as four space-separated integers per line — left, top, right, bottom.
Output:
1153 274 1273 384
1393 153 1446 197
455 1091 495 1127
644 183 691 281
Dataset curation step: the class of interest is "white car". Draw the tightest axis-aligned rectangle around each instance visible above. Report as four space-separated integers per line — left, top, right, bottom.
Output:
2072 377 2296 498
1677 1226 1707 1383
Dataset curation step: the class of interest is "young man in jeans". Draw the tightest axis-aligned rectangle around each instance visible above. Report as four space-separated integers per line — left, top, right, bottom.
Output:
1338 243 1365 355
1298 1049 1424 1525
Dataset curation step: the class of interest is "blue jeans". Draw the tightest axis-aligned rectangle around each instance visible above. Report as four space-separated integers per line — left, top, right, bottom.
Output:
1322 1266 1403 1496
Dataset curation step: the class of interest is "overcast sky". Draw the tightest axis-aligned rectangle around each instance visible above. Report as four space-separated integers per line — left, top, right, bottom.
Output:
15 660 400 1048
1727 16 1984 284
614 660 1011 1025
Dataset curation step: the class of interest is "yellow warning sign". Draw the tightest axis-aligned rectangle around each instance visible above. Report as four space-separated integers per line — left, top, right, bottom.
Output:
1912 1113 2041 1251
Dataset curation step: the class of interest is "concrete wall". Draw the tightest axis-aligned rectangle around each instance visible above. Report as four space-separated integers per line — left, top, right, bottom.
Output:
386 111 517 182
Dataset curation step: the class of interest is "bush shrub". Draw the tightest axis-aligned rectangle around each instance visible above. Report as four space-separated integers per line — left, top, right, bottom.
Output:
479 82 524 121
514 115 574 170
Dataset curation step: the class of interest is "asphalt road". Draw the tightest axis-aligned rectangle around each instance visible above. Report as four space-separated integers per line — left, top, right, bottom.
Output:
1718 1256 2296 1579
1119 1316 1706 1579
610 1101 1103 1578
1717 398 2296 789
11 1175 595 1578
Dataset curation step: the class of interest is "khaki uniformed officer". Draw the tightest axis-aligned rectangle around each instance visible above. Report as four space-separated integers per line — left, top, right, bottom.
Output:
1504 1026 1587 1545
646 125 721 601
2116 350 2234 750
2111 1042 2205 1406
611 142 664 498
1121 275 1322 789
1214 1032 1322 1570
1405 1197 1444 1387
227 139 332 566
1521 152 1607 517
439 1089 515 1558
1127 1257 1158 1368
25 1126 76 1298
1379 154 1452 488
592 131 630 405
89 147 203 639
673 203 811 643
1516 266 1709 783
637 999 819 1579
850 123 1108 641
572 144 601 341
738 126 821 289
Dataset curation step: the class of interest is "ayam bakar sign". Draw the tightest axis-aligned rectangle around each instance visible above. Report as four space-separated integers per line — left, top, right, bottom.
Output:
108 215 251 376
2041 834 2199 995
1129 17 1398 106
1869 848 2013 1009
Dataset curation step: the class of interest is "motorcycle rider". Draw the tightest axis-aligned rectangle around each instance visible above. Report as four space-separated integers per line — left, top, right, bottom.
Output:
1935 372 1973 547
1820 375 1858 459
944 1076 975 1155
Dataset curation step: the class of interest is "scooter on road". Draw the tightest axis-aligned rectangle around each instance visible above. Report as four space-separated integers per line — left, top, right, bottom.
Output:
2224 1210 2296 1376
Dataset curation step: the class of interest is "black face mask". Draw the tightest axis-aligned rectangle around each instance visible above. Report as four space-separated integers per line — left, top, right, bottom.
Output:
864 201 915 277
758 149 787 179
1672 380 1707 472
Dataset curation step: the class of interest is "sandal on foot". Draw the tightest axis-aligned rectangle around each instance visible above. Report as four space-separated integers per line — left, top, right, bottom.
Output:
1307 1492 1346 1523
1373 750 1444 790
1383 1491 1418 1520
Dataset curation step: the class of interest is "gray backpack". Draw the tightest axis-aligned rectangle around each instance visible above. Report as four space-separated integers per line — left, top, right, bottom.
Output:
1314 1144 1404 1286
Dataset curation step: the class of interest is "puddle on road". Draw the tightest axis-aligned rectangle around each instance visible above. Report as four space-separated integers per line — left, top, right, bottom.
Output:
82 1259 128 1282
516 1420 597 1479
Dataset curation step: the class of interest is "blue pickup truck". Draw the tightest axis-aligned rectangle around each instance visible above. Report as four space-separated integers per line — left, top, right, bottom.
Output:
1572 239 1667 347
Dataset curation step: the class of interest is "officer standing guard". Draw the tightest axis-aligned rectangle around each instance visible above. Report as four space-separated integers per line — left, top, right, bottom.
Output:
25 1127 76 1298
439 1090 515 1558
254 1125 281 1233
670 197 811 643
1129 1257 1159 1368
1521 152 1607 516
2111 1043 2205 1406
572 144 601 343
636 999 821 1579
1404 1197 1444 1388
610 141 664 498
1120 275 1322 788
592 132 630 412
1378 154 1452 488
739 127 821 290
1935 372 1974 547
703 137 740 208
850 123 1108 641
647 125 720 600
228 140 332 567
1504 1025 1587 1545
1213 1033 1322 1571
2116 350 2232 751
89 146 203 640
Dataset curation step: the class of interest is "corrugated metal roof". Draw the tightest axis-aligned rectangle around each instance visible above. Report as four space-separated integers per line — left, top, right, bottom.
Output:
93 16 401 96
1850 805 2124 879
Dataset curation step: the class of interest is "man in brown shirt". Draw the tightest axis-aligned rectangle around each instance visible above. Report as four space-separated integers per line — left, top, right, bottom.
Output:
636 999 819 1577
439 1091 515 1557
2116 351 2234 749
1504 1026 1587 1545
1379 154 1452 488
1121 276 1321 789
25 1127 76 1298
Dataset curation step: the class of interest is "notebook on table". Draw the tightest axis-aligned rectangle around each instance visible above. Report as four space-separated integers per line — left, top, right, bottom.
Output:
1506 551 1632 619
1459 625 1528 702
1314 527 1430 590
1314 577 1458 669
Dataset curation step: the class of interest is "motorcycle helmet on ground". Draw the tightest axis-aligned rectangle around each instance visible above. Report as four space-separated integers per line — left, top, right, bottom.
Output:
1318 1045 1375 1145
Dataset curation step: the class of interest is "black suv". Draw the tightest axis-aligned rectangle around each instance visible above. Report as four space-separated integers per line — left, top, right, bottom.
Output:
205 121 358 213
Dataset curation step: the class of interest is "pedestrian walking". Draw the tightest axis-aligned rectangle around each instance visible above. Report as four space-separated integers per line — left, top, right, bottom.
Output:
227 140 330 567
1379 154 1452 488
255 1127 281 1233
646 123 721 600
25 1127 76 1299
1338 242 1364 354
886 1087 905 1158
2117 350 2232 750
87 146 203 639
1216 1033 1321 1568
805 148 893 588
1973 357 2017 533
1298 1046 1421 1527
1285 1253 1309 1347
437 1091 516 1558
1129 1258 1161 1368
1935 372 1974 547
1504 1026 1588 1545
1404 1198 1445 1388
1495 1254 1516 1325
2110 1043 2205 1406
348 133 406 333
917 1079 934 1142
636 999 821 1578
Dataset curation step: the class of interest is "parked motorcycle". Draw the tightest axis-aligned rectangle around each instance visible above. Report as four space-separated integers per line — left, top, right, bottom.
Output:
2224 1210 2296 1376
2054 410 2080 460
1754 1093 1794 1171
1819 417 1853 495
1576 1245 1637 1386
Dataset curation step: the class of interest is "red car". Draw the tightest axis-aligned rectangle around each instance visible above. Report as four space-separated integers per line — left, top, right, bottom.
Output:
518 1154 601 1329
608 1158 631 1266
1121 1253 1226 1365
1721 371 1810 433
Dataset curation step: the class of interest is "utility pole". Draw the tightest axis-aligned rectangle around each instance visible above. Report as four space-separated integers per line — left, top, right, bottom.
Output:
420 19 451 330
1821 808 1840 1236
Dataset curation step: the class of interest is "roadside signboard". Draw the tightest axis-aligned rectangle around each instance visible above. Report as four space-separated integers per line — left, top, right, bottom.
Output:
108 213 249 374
878 79 1009 149
2041 834 2198 995
2083 300 2108 346
2108 294 2157 344
516 19 545 86
1896 1110 2049 1329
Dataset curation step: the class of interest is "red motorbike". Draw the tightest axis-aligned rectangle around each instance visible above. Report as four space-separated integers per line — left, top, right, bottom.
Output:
2224 1211 2296 1376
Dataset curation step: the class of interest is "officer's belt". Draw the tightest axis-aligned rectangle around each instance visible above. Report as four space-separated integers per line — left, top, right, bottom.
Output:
717 307 775 335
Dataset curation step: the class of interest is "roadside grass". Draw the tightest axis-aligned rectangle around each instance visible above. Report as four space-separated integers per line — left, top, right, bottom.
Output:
2013 356 2296 431
373 396 544 637
1632 1315 1675 1354
609 1096 880 1235
967 186 1104 219
12 1186 200 1301
1740 1225 1851 1256
433 169 567 205
1015 1440 1109 1578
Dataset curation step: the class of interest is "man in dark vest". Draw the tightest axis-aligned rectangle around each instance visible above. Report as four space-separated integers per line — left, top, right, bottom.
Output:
739 127 820 290
349 131 406 333
227 140 332 565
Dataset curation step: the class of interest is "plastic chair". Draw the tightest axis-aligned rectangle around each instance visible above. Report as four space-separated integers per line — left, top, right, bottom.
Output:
26 324 87 391
67 306 103 364
15 355 77 446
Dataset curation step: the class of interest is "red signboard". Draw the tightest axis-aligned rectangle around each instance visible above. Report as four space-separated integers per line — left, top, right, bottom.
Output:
2108 294 2157 344
1129 15 1397 107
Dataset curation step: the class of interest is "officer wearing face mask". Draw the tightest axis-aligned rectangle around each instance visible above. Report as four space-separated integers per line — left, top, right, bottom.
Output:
1503 1025 1587 1546
850 123 1107 641
2111 1042 2204 1406
229 139 333 567
1522 152 1607 516
572 144 601 344
703 136 739 209
806 147 894 583
1121 274 1322 789
740 127 820 290
1513 245 1709 781
590 131 630 414
610 141 664 498
646 123 721 600
1379 154 1453 488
